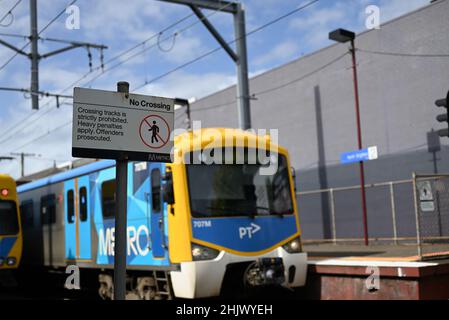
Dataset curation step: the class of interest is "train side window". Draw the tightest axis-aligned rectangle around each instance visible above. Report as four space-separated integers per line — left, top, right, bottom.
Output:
101 180 115 219
133 162 148 194
151 169 161 212
67 190 75 224
41 194 56 225
79 187 88 222
20 200 34 228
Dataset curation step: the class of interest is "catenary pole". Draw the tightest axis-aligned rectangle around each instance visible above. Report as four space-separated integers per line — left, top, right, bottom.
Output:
30 0 39 110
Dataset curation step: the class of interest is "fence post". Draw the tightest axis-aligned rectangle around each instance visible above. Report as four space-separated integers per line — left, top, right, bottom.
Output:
412 172 423 260
389 182 398 245
329 189 337 244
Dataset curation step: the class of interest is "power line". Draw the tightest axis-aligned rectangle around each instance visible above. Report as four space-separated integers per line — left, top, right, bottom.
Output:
82 0 234 88
37 0 78 36
104 11 196 66
10 120 72 152
0 0 78 71
358 48 449 58
133 0 320 92
190 100 235 113
0 106 61 147
190 52 348 113
253 52 348 97
0 1 233 142
0 15 200 140
0 86 72 98
0 31 27 38
5 0 321 153
0 0 21 27
0 40 29 70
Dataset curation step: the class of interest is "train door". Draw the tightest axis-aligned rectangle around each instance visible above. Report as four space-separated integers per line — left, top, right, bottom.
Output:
64 177 92 260
77 176 92 260
64 180 76 260
149 164 165 258
41 194 56 266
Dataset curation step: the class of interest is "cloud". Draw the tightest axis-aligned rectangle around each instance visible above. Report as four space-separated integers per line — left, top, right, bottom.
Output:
157 33 206 64
80 0 168 41
0 69 236 179
288 1 350 50
139 70 235 100
378 0 429 24
253 40 299 67
0 0 433 178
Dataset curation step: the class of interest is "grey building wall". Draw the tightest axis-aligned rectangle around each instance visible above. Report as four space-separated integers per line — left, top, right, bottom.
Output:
175 0 449 240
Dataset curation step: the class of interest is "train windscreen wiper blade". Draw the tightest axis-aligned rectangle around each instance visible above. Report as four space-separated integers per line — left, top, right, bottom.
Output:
205 206 259 217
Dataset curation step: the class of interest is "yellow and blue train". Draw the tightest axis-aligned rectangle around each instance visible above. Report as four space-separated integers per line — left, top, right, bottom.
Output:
0 174 22 279
16 128 307 299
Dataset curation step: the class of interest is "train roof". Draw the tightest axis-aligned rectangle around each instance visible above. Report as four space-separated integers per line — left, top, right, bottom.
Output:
17 160 115 193
173 127 286 155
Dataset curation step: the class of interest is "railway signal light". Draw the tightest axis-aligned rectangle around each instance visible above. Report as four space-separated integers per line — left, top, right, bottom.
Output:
435 91 449 138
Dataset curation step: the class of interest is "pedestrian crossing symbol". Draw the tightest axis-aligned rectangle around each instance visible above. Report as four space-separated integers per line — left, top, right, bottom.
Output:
139 114 171 149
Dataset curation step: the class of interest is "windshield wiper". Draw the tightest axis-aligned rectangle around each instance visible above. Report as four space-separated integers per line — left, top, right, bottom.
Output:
255 206 287 218
205 206 263 218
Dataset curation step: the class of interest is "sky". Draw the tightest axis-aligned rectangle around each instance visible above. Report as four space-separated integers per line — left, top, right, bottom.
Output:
0 0 430 178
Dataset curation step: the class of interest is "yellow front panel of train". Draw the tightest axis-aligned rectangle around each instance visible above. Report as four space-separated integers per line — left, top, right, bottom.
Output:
0 174 22 269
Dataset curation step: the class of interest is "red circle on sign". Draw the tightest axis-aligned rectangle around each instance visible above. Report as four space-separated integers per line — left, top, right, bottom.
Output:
139 114 170 149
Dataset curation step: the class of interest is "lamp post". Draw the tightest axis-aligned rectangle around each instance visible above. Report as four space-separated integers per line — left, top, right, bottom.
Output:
329 28 369 246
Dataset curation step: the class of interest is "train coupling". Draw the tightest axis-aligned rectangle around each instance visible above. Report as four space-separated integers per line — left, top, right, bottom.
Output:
244 257 285 286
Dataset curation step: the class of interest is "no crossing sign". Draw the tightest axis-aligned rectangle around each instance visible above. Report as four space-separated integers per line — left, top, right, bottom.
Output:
72 87 175 162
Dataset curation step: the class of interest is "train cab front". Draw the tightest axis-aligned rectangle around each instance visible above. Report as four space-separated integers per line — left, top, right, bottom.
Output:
0 175 22 282
168 130 307 299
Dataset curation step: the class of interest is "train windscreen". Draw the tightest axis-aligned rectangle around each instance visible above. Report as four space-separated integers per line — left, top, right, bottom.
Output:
0 201 19 235
186 150 294 218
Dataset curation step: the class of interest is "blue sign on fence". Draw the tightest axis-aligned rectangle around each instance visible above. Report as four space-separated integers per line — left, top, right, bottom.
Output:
341 146 378 164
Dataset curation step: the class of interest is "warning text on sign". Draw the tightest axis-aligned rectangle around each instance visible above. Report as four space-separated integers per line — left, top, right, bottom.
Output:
72 87 174 162
76 106 127 142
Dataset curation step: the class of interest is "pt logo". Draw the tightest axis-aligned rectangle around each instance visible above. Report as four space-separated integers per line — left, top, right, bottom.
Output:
239 223 261 239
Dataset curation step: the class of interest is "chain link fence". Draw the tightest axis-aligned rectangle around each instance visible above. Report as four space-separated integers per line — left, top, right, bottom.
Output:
296 173 449 260
413 174 449 260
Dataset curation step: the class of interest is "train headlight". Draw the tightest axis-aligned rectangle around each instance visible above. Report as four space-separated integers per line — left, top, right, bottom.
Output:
191 243 220 261
282 236 302 253
6 257 16 266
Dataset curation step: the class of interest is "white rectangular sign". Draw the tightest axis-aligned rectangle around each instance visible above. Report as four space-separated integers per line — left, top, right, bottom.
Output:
72 87 174 162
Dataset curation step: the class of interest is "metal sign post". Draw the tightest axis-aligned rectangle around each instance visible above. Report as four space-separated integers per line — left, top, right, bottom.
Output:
72 82 176 300
114 81 129 300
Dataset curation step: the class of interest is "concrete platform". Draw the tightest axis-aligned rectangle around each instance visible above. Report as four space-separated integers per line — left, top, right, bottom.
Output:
305 242 449 261
303 243 449 300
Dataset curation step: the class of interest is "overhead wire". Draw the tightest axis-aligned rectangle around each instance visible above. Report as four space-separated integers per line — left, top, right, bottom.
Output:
7 0 318 153
132 0 321 91
0 0 78 71
1 1 234 152
0 5 209 142
0 0 21 27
